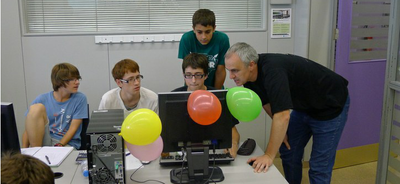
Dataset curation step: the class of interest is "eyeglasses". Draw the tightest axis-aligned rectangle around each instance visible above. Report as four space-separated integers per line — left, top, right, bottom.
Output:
63 78 82 82
184 74 205 79
120 75 143 83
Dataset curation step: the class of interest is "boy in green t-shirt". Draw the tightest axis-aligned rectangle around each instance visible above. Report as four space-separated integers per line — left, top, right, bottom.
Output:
178 9 230 89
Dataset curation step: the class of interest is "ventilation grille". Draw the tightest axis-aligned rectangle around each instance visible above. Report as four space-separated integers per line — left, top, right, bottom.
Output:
96 134 117 152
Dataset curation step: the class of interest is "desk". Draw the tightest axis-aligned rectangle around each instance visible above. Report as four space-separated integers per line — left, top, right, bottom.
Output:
52 151 79 184
55 145 288 184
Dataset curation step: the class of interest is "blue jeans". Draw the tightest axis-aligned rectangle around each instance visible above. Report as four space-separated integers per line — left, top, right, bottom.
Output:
279 97 350 184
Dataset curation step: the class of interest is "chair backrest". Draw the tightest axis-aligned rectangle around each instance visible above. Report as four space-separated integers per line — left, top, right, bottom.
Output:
79 104 89 150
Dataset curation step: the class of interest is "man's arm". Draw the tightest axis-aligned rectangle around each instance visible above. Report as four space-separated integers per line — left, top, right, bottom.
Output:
264 109 290 159
263 104 273 118
58 119 82 146
229 126 240 158
248 104 290 173
214 65 226 89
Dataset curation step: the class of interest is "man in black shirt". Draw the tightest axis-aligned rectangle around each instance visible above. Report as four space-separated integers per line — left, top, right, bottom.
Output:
225 42 350 184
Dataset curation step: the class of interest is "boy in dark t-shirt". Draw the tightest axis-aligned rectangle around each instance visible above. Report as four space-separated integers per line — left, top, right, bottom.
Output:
173 53 240 158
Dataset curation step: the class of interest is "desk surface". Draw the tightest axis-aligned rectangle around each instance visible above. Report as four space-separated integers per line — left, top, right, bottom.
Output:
54 145 288 184
52 151 79 184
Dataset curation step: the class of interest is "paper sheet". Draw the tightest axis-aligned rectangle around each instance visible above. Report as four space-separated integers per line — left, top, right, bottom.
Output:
21 147 41 156
21 146 73 167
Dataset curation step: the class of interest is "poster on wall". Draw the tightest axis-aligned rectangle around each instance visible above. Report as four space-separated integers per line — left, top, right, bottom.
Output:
271 8 292 38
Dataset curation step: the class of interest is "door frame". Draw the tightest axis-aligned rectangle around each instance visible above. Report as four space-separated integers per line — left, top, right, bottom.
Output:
376 0 400 183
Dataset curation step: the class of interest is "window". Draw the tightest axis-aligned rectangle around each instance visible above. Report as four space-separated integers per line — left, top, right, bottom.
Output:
21 0 265 35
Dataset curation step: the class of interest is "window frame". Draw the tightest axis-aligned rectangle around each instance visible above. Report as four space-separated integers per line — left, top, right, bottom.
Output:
19 0 267 36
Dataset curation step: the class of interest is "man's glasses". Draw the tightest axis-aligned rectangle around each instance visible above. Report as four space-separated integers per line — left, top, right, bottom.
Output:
184 74 205 79
120 75 143 83
63 78 82 82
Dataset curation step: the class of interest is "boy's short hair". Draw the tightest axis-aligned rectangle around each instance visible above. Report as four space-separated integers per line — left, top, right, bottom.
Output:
1 153 55 184
182 53 209 75
192 9 216 28
51 63 81 91
112 59 140 80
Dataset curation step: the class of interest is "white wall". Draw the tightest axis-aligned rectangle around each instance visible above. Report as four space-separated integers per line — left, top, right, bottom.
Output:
1 0 28 145
309 0 337 68
1 0 334 152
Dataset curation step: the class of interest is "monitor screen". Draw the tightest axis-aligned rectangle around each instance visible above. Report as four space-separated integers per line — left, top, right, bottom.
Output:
1 102 21 156
158 90 233 153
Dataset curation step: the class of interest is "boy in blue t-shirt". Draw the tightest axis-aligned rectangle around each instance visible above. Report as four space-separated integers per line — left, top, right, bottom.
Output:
178 9 230 89
22 63 88 149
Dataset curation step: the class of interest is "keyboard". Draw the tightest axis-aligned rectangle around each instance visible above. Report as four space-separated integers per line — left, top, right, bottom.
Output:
159 152 234 166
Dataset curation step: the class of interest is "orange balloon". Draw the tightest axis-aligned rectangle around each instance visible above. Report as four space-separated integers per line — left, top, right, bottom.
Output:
187 90 222 125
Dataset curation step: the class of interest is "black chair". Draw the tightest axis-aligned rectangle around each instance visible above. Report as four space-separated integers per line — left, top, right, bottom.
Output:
79 104 90 150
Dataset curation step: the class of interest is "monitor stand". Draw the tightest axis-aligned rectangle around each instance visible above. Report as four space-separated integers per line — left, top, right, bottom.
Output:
170 147 224 184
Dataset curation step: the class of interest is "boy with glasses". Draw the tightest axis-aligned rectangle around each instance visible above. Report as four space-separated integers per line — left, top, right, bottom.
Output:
22 63 88 149
99 59 158 118
172 53 240 158
178 9 229 89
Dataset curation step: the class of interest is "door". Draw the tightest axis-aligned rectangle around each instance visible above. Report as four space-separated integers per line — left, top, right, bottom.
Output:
334 0 390 168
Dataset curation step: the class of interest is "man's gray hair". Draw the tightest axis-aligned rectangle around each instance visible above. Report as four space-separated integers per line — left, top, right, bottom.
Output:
225 42 259 66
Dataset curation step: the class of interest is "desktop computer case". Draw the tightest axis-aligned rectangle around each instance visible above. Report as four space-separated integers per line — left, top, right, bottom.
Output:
86 109 125 184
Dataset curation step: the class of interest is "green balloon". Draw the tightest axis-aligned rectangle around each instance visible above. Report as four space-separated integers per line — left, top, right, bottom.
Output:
226 87 262 122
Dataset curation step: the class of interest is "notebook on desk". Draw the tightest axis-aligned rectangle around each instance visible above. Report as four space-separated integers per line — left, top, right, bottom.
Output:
21 146 73 167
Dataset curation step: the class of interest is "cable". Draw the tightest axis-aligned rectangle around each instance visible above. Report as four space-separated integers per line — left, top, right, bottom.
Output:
203 145 217 184
179 147 187 184
129 163 165 184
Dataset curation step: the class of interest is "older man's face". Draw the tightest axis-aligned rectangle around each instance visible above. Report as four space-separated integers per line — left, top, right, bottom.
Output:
225 53 251 86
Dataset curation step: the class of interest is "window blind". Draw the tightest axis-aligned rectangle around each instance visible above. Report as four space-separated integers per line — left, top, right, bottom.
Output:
21 0 264 35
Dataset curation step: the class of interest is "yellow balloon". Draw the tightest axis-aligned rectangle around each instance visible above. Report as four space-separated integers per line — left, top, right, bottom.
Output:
120 109 162 146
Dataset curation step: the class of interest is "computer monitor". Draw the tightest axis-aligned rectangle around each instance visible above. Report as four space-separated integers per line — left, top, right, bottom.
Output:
1 102 21 156
158 90 234 183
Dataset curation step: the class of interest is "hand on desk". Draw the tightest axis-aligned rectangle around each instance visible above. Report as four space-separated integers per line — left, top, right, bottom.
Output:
224 143 239 158
247 154 273 173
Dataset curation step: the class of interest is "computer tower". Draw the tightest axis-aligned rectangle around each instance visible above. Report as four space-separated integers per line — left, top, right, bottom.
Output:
86 109 125 184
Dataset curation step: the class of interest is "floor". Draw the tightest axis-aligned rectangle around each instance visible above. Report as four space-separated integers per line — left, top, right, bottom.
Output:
273 158 377 184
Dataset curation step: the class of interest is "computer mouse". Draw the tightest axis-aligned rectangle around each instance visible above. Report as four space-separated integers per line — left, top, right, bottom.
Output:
54 172 63 179
248 160 255 166
237 138 256 155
